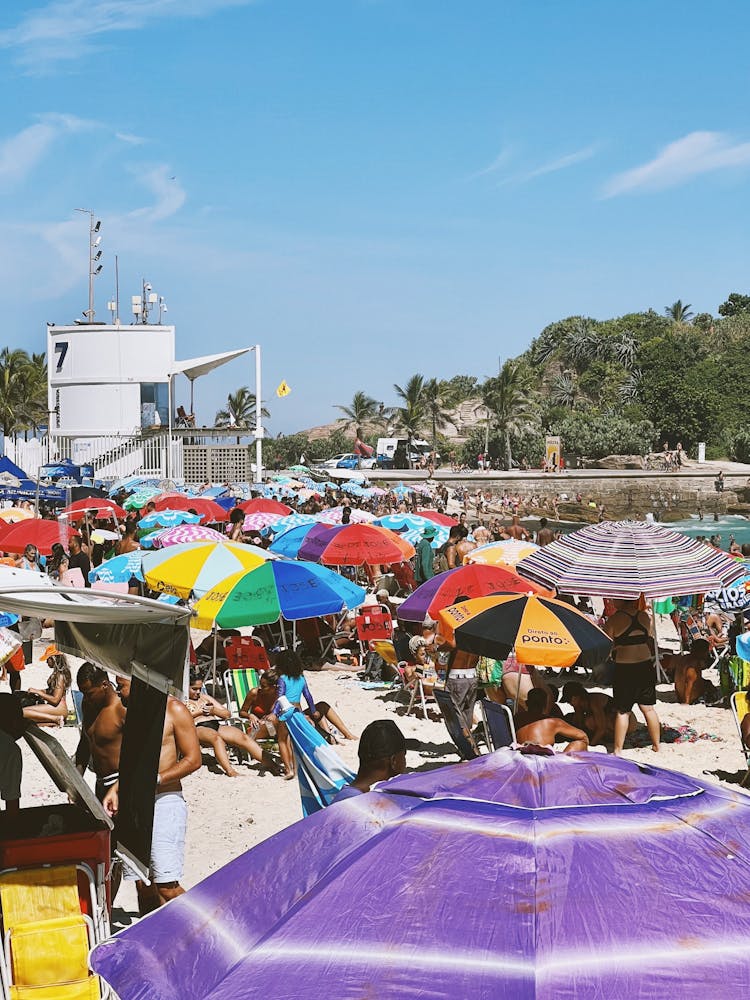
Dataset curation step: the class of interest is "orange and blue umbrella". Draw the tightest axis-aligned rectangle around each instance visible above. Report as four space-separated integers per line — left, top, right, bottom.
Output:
439 592 612 669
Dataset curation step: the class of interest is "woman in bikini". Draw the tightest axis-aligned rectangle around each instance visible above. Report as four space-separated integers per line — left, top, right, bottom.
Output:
603 599 661 754
186 670 282 776
22 650 72 726
239 669 294 779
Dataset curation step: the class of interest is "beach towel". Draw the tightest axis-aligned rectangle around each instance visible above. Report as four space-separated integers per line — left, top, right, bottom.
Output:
629 724 722 748
278 699 355 816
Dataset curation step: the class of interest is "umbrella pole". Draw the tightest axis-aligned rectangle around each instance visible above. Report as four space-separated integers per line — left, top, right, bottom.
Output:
649 598 668 684
211 624 218 694
280 617 288 648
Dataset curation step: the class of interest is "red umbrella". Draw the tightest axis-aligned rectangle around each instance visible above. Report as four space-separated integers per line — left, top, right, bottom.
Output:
238 498 293 515
62 498 126 521
298 523 415 566
0 519 75 556
416 509 458 527
152 496 229 523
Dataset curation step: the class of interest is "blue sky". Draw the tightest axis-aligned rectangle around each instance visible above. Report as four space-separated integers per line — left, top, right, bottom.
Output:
2 0 750 434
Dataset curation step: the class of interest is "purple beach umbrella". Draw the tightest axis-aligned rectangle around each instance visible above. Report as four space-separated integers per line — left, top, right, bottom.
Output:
92 750 750 999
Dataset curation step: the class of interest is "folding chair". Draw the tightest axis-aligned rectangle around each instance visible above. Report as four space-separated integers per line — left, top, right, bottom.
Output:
222 667 261 721
224 636 270 673
480 699 516 751
433 688 480 761
176 405 195 428
730 691 750 787
0 864 105 999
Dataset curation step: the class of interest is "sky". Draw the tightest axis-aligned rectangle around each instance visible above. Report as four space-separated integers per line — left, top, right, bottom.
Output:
1 0 750 435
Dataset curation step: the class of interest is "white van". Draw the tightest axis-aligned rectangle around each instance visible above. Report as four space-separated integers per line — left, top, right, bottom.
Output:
376 438 434 469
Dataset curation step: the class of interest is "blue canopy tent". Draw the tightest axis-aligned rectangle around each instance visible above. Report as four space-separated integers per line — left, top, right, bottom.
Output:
0 455 67 504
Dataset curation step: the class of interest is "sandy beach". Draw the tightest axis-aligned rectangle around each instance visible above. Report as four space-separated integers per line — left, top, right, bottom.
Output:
13 610 749 931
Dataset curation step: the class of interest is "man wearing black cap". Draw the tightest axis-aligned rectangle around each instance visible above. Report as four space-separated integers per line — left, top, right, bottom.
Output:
332 719 407 802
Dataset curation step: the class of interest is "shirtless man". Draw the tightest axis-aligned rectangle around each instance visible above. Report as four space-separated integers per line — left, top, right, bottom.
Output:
561 681 635 746
75 662 126 801
115 522 140 555
515 689 589 753
444 526 462 570
536 517 555 547
506 514 531 541
455 526 476 564
103 676 201 915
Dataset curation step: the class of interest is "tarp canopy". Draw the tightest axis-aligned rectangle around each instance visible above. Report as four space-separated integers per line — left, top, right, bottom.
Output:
170 348 250 382
0 455 30 481
0 586 191 695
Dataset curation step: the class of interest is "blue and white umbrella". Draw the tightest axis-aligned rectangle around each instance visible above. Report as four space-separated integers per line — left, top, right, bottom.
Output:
277 700 355 815
89 551 144 584
375 514 449 549
139 509 201 530
267 512 319 535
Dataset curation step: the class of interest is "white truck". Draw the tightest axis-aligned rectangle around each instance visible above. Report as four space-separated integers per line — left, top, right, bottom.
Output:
376 437 435 470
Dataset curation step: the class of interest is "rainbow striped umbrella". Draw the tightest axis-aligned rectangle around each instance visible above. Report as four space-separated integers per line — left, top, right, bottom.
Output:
142 541 270 598
516 520 748 599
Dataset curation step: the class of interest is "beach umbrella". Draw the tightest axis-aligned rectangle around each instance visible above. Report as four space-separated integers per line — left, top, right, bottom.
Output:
0 519 75 557
62 497 125 520
152 496 229 523
238 498 293 515
315 506 376 525
374 514 449 549
91 750 750 1000
416 509 458 527
298 523 416 566
268 522 335 559
392 483 413 496
108 476 159 497
123 487 161 511
141 540 270 598
439 593 612 669
516 520 747 600
90 551 144 585
267 513 319 534
466 539 539 567
152 525 226 549
0 508 34 523
191 559 366 628
242 511 286 532
138 509 201 530
703 569 750 613
397 564 551 624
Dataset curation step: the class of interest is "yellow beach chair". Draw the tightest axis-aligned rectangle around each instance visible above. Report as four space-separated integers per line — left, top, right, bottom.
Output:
0 865 102 999
730 691 750 786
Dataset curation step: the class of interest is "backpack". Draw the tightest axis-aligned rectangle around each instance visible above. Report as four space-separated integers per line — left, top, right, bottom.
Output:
433 543 450 576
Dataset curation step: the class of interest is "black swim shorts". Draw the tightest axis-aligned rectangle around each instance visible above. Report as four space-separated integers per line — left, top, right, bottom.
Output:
612 660 656 714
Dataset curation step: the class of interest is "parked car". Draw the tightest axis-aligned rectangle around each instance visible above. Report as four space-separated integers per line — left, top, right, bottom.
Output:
318 453 378 470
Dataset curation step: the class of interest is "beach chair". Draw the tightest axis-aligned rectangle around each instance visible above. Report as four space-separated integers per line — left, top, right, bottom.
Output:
480 699 516 751
433 688 480 761
175 405 195 428
0 864 104 999
730 691 750 786
222 667 261 720
224 636 270 674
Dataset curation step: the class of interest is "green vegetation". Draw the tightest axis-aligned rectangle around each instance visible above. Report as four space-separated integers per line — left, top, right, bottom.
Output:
0 349 47 438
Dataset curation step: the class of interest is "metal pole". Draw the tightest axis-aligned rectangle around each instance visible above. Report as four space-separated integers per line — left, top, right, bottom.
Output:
88 212 95 323
167 376 173 480
254 344 263 484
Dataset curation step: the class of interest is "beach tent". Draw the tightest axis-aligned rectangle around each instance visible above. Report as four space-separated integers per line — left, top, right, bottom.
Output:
91 749 750 998
0 455 66 503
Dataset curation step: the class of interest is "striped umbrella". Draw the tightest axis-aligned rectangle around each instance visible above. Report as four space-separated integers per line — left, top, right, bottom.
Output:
153 525 226 548
374 514 449 550
142 541 270 598
298 524 415 566
439 593 612 669
315 507 376 525
397 564 551 624
466 539 539 567
138 509 201 530
516 520 748 599
123 487 162 511
191 559 366 628
243 512 286 532
268 513 320 535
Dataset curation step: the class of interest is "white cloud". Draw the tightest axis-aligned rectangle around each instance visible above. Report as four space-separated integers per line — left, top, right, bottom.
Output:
522 144 598 180
0 113 95 184
468 145 514 180
603 131 750 197
128 164 187 221
115 131 147 146
0 0 252 68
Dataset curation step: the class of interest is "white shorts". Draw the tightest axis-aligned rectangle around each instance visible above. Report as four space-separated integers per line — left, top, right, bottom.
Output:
150 791 187 884
0 730 21 802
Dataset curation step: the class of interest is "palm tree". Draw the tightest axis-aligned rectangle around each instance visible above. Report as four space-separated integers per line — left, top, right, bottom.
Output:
482 360 537 470
16 352 48 437
618 368 642 404
564 319 601 369
549 371 578 408
664 300 693 323
334 391 379 430
422 378 456 455
215 387 270 443
610 333 637 368
0 348 34 438
392 374 427 468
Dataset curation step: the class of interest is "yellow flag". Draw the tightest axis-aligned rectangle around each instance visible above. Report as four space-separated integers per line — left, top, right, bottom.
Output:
276 380 291 398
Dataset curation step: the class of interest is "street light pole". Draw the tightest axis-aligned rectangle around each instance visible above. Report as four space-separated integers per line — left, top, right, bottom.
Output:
75 208 102 322
252 344 264 484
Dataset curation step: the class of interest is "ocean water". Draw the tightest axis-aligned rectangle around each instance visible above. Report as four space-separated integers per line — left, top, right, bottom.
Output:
660 514 750 550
